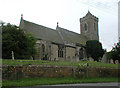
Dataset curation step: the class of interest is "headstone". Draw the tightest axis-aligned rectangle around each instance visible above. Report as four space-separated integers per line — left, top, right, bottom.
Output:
12 51 14 60
72 56 76 61
101 54 108 63
115 60 119 64
110 59 114 64
89 57 94 61
98 57 102 62
75 56 79 61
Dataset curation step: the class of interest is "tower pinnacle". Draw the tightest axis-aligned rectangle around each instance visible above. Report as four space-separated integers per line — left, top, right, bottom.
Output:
57 22 59 27
21 14 23 19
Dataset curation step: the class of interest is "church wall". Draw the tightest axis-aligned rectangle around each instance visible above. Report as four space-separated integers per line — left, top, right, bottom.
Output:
39 40 46 60
66 47 76 61
34 40 41 60
51 44 58 61
34 40 52 60
34 40 87 61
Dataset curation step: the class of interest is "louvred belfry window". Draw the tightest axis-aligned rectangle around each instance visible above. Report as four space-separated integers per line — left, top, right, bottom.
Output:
84 23 87 31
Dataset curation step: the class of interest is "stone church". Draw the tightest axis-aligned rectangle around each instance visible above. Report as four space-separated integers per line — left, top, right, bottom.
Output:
19 11 99 61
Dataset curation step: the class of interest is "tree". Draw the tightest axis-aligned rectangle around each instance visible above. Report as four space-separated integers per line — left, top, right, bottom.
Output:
86 40 105 61
106 43 120 64
111 43 120 63
2 24 37 59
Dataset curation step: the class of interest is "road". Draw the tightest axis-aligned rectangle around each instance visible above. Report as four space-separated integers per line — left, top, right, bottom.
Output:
12 82 120 88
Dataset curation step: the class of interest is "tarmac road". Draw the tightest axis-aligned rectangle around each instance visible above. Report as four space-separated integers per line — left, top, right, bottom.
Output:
12 82 120 88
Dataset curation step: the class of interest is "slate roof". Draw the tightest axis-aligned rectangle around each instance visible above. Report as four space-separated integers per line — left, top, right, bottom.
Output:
20 18 88 46
21 20 63 44
58 27 87 45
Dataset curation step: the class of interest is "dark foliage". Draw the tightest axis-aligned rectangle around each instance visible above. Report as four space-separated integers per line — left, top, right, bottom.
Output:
2 24 37 59
111 43 120 63
86 40 105 61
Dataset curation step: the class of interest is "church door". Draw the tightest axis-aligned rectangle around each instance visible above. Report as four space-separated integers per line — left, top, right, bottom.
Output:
79 48 84 60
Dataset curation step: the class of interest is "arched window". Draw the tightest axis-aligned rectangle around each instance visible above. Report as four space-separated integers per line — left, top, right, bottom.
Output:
58 45 63 58
84 23 87 31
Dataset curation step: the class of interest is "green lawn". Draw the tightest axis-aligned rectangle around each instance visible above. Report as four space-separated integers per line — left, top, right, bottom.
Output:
2 77 119 87
2 59 118 68
2 59 120 87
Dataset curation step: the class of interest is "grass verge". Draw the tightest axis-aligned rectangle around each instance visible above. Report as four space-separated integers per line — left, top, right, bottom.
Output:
2 77 120 87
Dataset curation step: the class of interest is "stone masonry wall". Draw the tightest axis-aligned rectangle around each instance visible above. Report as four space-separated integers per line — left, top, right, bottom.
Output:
66 47 76 61
2 65 120 80
51 44 58 61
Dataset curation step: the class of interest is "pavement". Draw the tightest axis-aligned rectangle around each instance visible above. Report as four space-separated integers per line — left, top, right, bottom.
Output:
12 82 120 88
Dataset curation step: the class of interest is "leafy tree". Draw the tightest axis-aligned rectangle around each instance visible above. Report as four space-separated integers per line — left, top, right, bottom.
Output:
111 43 120 63
113 42 120 54
2 24 37 59
86 40 105 61
106 43 120 64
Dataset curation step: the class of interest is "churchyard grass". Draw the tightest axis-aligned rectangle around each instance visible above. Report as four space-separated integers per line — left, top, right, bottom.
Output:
2 77 120 87
2 59 118 68
2 59 119 87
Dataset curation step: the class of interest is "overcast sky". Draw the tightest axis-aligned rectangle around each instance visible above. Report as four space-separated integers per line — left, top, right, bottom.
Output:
0 0 119 51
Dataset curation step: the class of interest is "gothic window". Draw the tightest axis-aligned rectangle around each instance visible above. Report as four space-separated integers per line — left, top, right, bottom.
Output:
84 23 87 31
58 45 63 58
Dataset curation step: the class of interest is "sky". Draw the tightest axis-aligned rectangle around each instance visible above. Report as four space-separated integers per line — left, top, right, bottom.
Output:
118 1 120 42
0 0 119 51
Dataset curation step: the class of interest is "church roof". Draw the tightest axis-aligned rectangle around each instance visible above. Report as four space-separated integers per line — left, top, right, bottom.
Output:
20 20 63 44
57 27 87 45
20 18 88 45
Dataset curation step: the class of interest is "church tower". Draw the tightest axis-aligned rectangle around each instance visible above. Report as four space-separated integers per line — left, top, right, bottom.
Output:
80 11 99 41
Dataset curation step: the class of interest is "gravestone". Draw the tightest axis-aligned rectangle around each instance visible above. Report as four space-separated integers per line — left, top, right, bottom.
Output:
12 51 14 60
98 57 102 62
89 57 94 61
73 56 79 61
76 57 79 61
110 59 114 64
101 54 108 63
115 60 119 64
